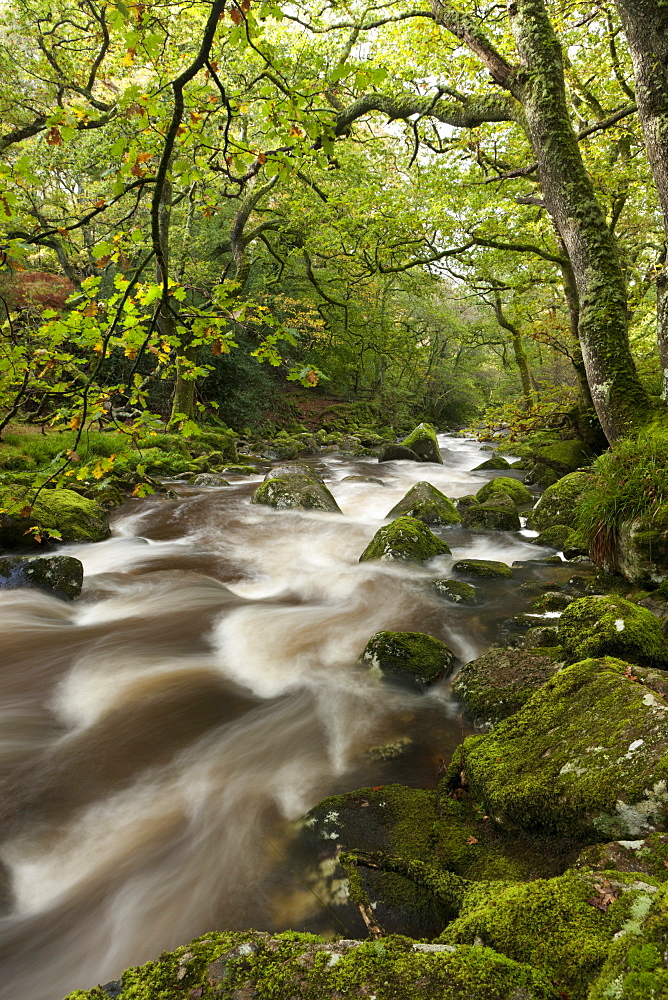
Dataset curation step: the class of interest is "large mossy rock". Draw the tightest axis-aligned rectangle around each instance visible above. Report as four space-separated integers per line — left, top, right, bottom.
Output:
433 578 478 604
360 630 455 689
399 422 443 464
378 443 421 463
461 494 521 532
446 657 668 840
525 471 593 532
589 881 668 1000
452 558 512 579
62 929 559 1000
531 524 572 549
385 481 461 526
359 516 451 563
250 463 341 512
475 477 533 506
471 454 511 471
559 595 668 667
531 440 594 476
0 486 109 547
0 554 83 599
616 503 668 583
438 868 660 1000
452 646 564 725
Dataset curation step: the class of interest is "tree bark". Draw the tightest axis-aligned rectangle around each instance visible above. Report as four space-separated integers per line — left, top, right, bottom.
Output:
613 0 668 398
491 290 534 410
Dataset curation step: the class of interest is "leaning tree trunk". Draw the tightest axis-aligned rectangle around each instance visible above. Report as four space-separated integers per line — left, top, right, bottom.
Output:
613 0 668 398
506 0 651 441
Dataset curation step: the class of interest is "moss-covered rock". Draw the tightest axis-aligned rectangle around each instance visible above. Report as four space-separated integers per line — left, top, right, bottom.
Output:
446 657 668 840
452 646 564 725
456 494 479 511
359 516 451 563
62 930 560 1000
452 559 513 579
526 471 593 532
532 591 574 612
0 554 83 599
475 477 533 506
616 503 668 584
589 881 668 1000
525 463 561 488
432 578 478 604
574 832 668 883
190 473 230 487
378 443 421 463
222 464 256 476
461 496 521 532
531 440 594 475
532 525 572 549
251 464 341 513
438 869 660 1000
472 454 511 471
360 630 455 689
559 595 668 667
386 481 461 526
399 422 443 464
0 486 109 547
341 475 386 485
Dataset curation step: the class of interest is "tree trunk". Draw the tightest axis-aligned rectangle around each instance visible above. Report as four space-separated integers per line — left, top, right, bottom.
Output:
505 0 651 441
169 344 199 425
613 0 668 398
491 289 534 410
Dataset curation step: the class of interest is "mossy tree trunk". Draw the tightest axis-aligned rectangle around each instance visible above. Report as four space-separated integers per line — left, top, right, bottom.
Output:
614 0 668 399
491 289 534 411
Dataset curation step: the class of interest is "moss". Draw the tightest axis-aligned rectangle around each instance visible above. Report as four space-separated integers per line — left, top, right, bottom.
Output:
444 657 668 840
452 646 564 725
432 578 478 604
475 477 533 505
461 500 521 532
532 591 574 612
526 463 562 488
251 472 341 512
438 869 661 1000
400 422 443 464
359 516 451 563
574 833 668 883
135 432 190 456
532 524 572 549
190 473 230 487
64 932 561 1000
526 471 593 532
472 455 511 471
0 486 109 545
115 447 195 476
559 595 668 667
452 559 512 579
222 464 256 476
532 440 594 474
360 630 455 689
0 554 83 599
589 882 668 999
386 481 461 526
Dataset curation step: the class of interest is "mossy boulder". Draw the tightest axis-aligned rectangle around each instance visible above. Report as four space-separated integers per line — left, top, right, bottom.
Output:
532 591 574 612
559 595 668 667
616 503 668 583
525 463 561 488
461 496 521 532
0 554 83 599
456 494 478 511
589 881 668 1000
574 832 668 883
438 869 660 1000
452 646 564 725
532 439 594 475
62 929 560 1000
432 578 478 604
359 516 451 563
532 525 572 549
378 443 421 463
452 559 513 579
190 473 230 487
472 454 511 471
526 471 593 532
386 481 461 526
0 486 109 547
360 630 455 689
251 464 341 513
446 657 668 840
222 464 256 476
399 422 443 463
475 477 533 506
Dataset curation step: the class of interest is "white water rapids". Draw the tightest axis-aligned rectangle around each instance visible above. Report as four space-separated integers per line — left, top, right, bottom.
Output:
0 435 565 999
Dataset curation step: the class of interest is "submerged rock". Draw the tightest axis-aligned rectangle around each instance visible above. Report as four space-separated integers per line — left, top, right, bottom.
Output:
475 477 533 506
559 595 668 667
432 578 478 604
251 464 341 512
452 646 564 725
360 630 455 689
386 481 461 526
452 559 513 579
378 444 421 463
0 554 83 600
446 657 668 839
359 516 451 563
341 475 386 485
399 422 443 464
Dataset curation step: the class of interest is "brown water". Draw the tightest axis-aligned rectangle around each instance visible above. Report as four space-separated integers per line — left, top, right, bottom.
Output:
0 436 570 999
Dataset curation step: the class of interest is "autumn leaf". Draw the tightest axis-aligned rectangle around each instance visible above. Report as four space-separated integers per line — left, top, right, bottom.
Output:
18 505 33 518
230 7 243 23
94 198 107 208
70 415 81 430
587 879 620 912
46 127 63 146
136 151 152 163
257 152 267 164
289 125 303 137
83 301 98 317
465 835 479 845
240 0 251 9
305 369 318 385
211 339 223 355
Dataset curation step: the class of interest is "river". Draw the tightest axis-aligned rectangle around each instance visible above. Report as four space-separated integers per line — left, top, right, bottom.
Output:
0 435 573 999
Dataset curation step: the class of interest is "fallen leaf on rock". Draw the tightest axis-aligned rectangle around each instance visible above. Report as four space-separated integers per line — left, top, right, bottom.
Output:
465 835 479 845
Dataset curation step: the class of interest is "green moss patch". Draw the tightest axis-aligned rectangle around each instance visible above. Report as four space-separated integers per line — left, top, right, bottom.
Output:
360 630 455 689
526 471 593 532
452 646 564 725
559 595 668 667
400 422 443 464
532 525 572 549
359 516 451 563
386 481 461 526
432 579 478 604
452 559 512 579
475 477 533 506
472 454 511 471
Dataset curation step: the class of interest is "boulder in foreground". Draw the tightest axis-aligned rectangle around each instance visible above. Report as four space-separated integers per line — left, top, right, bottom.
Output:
0 554 83 600
251 463 341 512
386 481 460 525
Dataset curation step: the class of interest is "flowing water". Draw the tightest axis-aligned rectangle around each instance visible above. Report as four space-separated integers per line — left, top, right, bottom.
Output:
0 435 577 999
